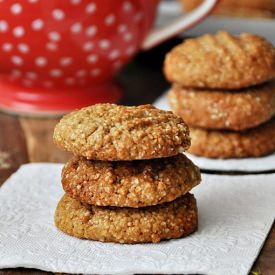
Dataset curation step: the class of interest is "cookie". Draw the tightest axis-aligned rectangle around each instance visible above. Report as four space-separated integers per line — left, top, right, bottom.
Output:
62 154 201 208
55 193 198 244
188 118 275 158
180 0 275 18
53 104 190 161
168 82 275 131
211 7 275 18
164 31 275 89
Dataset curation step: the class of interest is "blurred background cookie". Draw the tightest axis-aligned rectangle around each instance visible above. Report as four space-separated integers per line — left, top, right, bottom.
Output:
164 31 275 159
164 31 275 89
168 82 275 130
180 0 275 18
188 118 275 158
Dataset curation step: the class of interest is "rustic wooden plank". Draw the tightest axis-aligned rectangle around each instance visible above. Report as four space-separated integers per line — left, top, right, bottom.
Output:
252 223 275 275
0 269 55 275
20 117 71 163
0 112 29 185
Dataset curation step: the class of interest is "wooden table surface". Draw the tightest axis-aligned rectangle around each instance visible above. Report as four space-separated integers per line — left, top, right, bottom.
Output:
0 42 274 275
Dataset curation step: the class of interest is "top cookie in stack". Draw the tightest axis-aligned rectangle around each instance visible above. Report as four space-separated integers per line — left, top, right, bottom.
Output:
164 31 275 158
53 104 201 243
53 104 190 161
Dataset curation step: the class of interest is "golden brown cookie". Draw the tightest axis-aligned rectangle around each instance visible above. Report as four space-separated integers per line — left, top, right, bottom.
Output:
53 104 190 161
164 31 275 89
188 118 275 158
211 7 275 18
168 82 275 131
55 193 198 244
180 0 275 18
62 154 201 208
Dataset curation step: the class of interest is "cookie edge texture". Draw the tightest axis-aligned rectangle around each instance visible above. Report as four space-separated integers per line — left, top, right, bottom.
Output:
55 193 198 244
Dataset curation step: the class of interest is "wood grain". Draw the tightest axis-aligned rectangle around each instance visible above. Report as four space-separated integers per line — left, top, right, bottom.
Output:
252 224 275 275
0 112 29 185
20 117 71 163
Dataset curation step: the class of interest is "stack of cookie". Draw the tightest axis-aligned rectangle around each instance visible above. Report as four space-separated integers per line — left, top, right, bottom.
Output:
53 104 201 243
164 31 275 159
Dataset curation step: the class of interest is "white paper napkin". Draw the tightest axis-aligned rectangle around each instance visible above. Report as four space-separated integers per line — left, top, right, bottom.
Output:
154 92 275 172
1 164 275 275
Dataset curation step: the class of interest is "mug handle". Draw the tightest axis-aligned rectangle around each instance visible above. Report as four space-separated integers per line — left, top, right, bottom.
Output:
142 0 219 50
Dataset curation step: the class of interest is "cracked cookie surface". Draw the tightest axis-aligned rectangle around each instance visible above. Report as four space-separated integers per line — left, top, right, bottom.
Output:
53 104 190 160
164 31 275 89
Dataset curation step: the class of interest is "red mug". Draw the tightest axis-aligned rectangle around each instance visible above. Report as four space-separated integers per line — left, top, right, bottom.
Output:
0 0 217 115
